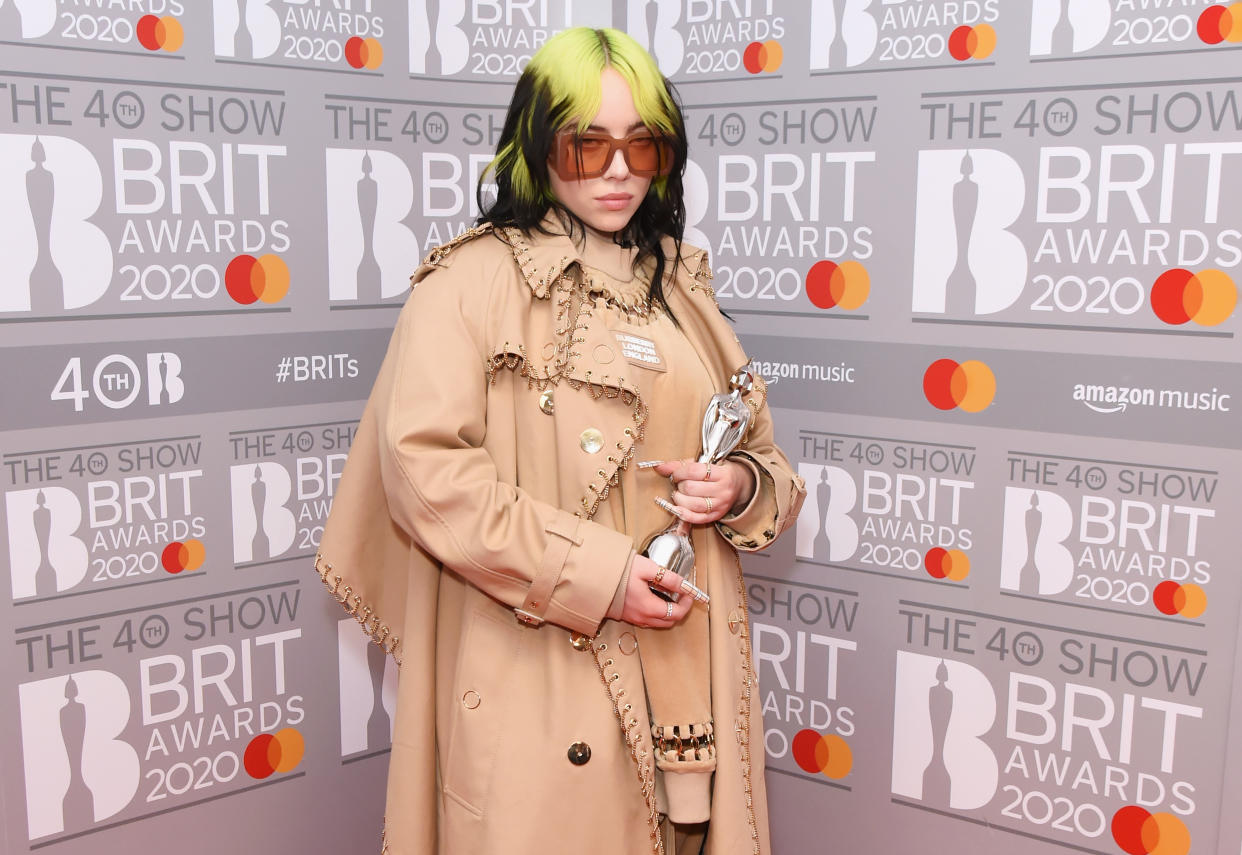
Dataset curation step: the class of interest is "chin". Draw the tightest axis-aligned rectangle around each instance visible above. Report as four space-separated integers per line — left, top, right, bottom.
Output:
584 207 640 235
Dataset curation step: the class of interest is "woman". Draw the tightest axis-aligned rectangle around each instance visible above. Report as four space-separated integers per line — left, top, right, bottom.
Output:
316 27 804 855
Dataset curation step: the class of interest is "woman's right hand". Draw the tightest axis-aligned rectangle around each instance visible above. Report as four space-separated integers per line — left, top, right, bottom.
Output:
619 554 695 628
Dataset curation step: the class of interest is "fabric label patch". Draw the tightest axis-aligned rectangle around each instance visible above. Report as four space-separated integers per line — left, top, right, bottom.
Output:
614 332 665 372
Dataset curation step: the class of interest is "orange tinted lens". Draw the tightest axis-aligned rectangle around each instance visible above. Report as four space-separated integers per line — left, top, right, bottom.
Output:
576 137 612 173
626 136 658 171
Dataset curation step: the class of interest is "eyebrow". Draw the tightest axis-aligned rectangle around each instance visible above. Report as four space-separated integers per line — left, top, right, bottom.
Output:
586 121 649 133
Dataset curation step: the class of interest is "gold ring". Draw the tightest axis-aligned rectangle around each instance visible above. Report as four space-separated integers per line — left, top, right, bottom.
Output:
652 566 667 587
665 601 674 619
704 496 714 514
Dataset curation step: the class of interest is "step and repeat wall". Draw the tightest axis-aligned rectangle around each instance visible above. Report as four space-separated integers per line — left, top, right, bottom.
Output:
2 1 1241 854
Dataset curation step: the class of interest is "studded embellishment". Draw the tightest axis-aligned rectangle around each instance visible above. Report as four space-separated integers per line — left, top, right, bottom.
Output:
579 428 604 454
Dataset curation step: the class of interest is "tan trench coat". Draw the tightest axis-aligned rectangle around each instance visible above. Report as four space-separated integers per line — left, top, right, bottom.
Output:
315 223 805 855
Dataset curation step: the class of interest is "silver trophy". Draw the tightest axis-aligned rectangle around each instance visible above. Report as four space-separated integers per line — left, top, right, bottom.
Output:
643 369 757 604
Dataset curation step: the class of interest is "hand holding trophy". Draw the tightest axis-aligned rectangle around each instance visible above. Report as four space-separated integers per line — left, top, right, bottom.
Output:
641 369 756 604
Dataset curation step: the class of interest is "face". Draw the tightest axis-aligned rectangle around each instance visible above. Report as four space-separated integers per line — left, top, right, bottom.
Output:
548 67 655 237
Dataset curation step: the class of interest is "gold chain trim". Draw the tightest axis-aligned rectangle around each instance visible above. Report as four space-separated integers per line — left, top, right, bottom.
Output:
588 638 664 853
687 251 718 307
313 552 403 665
733 553 762 853
652 722 716 763
416 223 495 275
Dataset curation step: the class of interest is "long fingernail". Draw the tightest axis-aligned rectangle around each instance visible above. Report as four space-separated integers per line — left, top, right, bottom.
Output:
680 579 710 605
637 460 664 469
654 496 685 518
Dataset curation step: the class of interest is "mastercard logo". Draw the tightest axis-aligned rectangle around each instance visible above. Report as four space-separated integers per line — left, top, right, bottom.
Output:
137 15 184 52
226 254 290 305
1150 268 1237 326
924 547 970 582
1198 4 1242 44
791 729 852 779
743 40 783 73
161 539 204 574
244 728 305 778
923 359 996 413
1112 806 1190 855
806 260 870 310
1153 581 1206 619
948 24 996 60
345 36 384 69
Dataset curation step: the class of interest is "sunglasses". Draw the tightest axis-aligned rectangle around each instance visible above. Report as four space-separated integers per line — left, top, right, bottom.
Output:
548 127 675 180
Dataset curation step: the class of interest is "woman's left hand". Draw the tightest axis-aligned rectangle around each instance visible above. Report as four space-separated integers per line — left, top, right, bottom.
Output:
650 458 755 525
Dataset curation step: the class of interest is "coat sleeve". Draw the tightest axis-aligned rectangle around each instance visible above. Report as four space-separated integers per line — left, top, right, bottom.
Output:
715 374 806 551
373 247 633 637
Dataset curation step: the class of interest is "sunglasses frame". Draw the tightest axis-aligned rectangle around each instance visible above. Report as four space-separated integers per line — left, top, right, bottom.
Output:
548 127 675 181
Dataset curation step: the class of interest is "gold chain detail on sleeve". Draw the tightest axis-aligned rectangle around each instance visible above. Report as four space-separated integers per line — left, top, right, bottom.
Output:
313 552 402 665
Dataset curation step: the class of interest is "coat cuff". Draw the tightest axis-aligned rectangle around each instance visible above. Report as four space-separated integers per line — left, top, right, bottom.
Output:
515 510 634 636
715 452 780 551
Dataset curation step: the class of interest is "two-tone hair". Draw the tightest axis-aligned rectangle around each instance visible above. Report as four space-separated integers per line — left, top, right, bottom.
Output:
477 27 689 317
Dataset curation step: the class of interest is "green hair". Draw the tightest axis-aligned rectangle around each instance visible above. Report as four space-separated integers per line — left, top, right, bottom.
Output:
486 27 682 205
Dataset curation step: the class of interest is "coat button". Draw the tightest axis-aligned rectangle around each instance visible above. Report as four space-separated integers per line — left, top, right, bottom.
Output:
579 428 604 454
462 690 481 709
570 632 591 651
567 741 592 765
539 390 555 415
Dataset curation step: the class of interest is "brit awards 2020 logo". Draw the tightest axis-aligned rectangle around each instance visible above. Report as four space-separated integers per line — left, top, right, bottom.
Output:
0 0 186 52
212 0 385 70
809 0 1000 72
795 437 976 584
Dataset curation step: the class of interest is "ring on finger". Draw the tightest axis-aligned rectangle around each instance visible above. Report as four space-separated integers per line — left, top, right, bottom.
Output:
704 496 713 514
652 566 667 587
704 463 712 481
665 600 674 619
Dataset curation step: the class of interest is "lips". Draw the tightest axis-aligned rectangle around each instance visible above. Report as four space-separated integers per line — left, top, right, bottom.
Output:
596 193 634 211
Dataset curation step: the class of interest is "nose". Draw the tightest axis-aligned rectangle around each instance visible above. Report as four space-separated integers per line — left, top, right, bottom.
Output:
603 148 630 179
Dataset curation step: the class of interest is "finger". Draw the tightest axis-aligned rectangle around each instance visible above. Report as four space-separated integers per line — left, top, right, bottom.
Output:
669 491 716 524
655 459 695 484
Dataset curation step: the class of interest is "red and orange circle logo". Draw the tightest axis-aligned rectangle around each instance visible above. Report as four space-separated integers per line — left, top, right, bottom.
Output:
226 254 290 305
806 260 870 310
923 359 996 413
1112 805 1191 855
1198 4 1242 44
1153 581 1206 619
137 15 184 52
345 37 384 69
161 539 205 574
791 729 852 779
924 547 970 581
948 24 996 60
244 728 305 779
743 40 783 73
1150 268 1237 326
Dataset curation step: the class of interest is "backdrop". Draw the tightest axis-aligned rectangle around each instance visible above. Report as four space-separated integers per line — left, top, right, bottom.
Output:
3 2 1240 854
